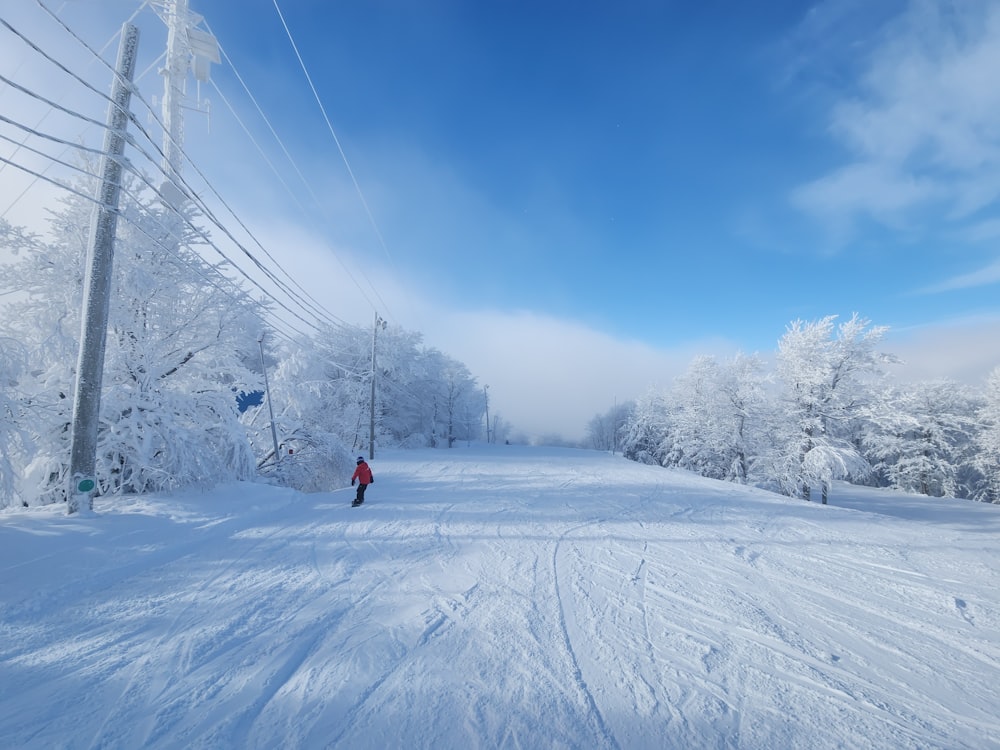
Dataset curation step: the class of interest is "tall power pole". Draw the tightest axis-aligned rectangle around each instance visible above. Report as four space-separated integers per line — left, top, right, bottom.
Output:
67 24 140 514
369 313 386 459
153 0 218 206
161 0 188 187
483 385 490 443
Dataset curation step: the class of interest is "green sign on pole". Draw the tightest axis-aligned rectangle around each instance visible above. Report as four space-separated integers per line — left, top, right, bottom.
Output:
77 478 95 494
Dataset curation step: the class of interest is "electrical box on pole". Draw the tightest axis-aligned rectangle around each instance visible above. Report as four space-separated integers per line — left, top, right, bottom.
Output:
67 23 140 514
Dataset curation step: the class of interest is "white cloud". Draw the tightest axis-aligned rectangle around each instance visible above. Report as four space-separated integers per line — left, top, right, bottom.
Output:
792 0 1000 233
248 221 719 439
414 307 734 441
886 315 1000 385
914 259 1000 294
960 218 1000 243
791 161 938 232
217 218 681 442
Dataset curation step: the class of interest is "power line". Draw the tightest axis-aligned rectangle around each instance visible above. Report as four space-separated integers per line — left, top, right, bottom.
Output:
0 101 319 340
124 2 404 333
271 0 396 320
0 15 110 106
0 112 106 165
6 1 409 342
0 144 308 342
205 43 379 314
1 3 141 218
0 70 111 133
16 3 346 334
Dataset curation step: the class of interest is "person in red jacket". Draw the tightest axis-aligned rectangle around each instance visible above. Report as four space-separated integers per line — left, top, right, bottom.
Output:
350 456 373 506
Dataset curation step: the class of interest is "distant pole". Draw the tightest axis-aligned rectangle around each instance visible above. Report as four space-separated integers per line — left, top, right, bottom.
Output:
612 394 617 455
369 313 386 459
258 333 281 467
67 23 140 514
483 385 490 443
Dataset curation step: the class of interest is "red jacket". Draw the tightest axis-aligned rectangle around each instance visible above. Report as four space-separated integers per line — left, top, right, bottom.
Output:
352 461 373 485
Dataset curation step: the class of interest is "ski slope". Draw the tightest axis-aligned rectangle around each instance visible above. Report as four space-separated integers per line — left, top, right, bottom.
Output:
2 445 999 749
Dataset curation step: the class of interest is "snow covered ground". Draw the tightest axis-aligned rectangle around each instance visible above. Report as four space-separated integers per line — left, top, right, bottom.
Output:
2 445 999 749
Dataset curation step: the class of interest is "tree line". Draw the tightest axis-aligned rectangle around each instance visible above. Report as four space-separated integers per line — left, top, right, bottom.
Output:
5 167 997 508
588 315 1000 504
0 173 488 508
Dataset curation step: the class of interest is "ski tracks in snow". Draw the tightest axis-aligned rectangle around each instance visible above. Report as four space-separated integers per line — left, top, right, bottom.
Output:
550 493 737 749
551 521 623 750
545 475 1000 750
5 448 999 750
90 497 357 748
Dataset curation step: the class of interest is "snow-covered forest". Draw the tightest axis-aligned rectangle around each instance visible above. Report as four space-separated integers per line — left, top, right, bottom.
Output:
3 175 1000 508
588 317 1000 505
0 167 490 508
2 2 997 512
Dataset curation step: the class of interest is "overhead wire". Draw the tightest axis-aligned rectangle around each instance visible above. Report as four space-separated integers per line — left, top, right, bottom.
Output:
270 0 396 320
123 81 350 333
25 1 347 335
1 3 151 219
0 92 310 334
7 1 410 351
149 0 399 333
0 125 104 180
1 6 388 411
0 128 309 343
109 162 316 342
0 68 324 338
200 74 358 326
179 5 408 336
205 40 379 315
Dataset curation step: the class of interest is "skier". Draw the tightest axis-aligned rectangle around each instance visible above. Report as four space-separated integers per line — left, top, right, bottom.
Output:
350 456 374 507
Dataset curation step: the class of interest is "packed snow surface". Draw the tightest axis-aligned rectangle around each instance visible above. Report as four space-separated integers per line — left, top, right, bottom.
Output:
2 445 999 749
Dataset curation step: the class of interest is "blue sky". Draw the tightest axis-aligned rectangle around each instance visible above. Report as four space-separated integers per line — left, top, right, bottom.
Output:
3 0 1000 438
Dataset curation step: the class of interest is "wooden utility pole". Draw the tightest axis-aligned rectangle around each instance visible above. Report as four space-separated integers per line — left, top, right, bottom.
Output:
68 24 140 514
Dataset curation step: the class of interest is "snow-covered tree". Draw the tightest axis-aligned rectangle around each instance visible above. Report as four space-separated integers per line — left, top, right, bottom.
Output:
97 196 261 496
864 380 977 497
437 359 482 447
253 322 487 486
670 356 729 478
0 336 33 507
490 413 511 445
586 400 634 452
0 212 86 506
242 328 363 492
1 172 261 505
611 312 1000 507
379 331 450 448
620 387 673 465
664 353 770 483
714 353 770 484
368 331 484 449
769 314 892 503
972 367 1000 503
